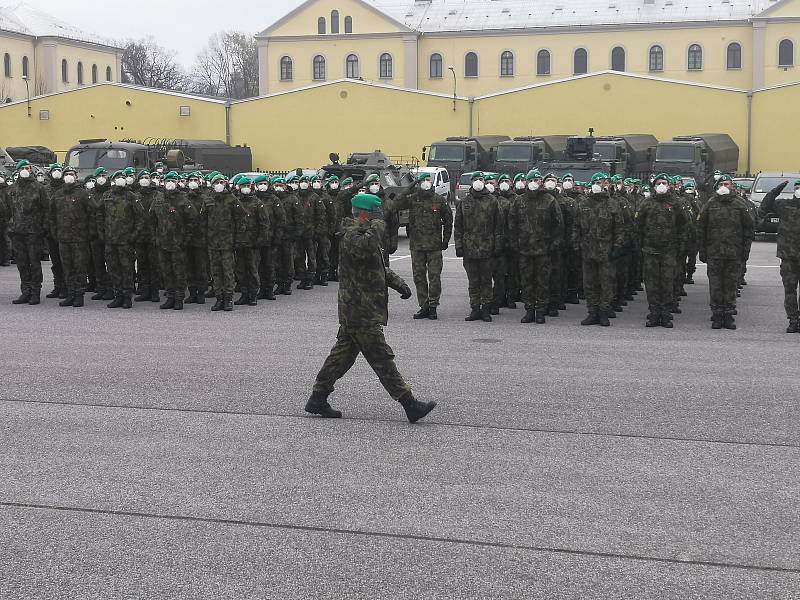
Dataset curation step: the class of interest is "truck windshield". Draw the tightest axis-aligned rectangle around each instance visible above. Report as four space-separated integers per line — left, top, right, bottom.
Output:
496 145 530 162
429 145 464 162
65 148 130 170
656 145 694 162
593 144 616 160
753 176 800 193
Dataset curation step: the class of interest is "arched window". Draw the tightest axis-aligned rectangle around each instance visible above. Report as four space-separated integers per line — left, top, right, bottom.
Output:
344 16 352 33
649 45 664 72
3 53 11 77
500 51 514 76
22 56 29 78
331 10 339 34
611 46 626 71
92 64 98 83
379 53 393 78
573 48 588 74
726 43 742 70
429 53 443 78
779 39 794 66
346 54 359 78
688 44 703 70
537 50 551 75
77 62 84 85
465 52 478 77
313 55 326 80
280 56 293 81
62 59 68 82
106 66 113 81
318 17 326 35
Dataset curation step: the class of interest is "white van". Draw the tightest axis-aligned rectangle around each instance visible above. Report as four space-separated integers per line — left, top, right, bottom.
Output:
412 167 452 203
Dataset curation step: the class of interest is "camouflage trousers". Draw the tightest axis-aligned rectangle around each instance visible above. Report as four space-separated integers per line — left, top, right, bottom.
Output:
707 258 741 311
582 258 615 312
548 249 563 308
491 251 508 308
463 257 493 307
313 324 411 401
519 254 551 311
11 234 43 294
629 247 643 289
158 248 187 298
0 223 10 264
780 258 800 318
316 235 331 278
135 242 160 292
505 249 521 302
294 237 316 281
59 241 89 296
412 249 443 308
564 247 582 298
258 245 276 294
614 254 629 303
185 246 208 292
89 239 110 291
642 252 676 315
209 248 235 296
47 235 65 291
329 235 340 276
235 247 261 295
685 239 698 277
105 243 135 295
741 240 753 283
275 240 295 288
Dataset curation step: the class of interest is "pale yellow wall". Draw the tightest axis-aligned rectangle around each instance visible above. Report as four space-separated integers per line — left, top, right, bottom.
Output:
230 80 468 170
53 42 118 92
763 21 799 86
751 83 800 172
475 73 750 173
0 84 226 161
0 33 36 102
760 0 800 18
268 36 406 89
265 0 404 37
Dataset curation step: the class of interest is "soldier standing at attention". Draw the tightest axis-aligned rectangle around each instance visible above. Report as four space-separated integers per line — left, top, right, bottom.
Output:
0 172 10 267
133 170 161 304
45 163 68 300
206 174 237 312
254 175 284 301
232 176 270 306
305 193 435 424
294 175 323 290
313 174 336 286
88 168 114 301
273 176 300 296
697 175 754 330
98 171 138 309
184 172 209 305
491 174 515 314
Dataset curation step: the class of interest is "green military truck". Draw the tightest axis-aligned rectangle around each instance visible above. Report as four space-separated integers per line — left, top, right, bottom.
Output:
423 135 510 197
540 135 613 181
653 134 739 181
491 135 572 177
592 134 658 180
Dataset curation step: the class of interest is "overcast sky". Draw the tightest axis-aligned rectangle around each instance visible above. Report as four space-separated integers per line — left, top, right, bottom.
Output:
20 0 306 66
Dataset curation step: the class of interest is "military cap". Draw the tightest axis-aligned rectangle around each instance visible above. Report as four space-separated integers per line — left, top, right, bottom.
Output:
562 173 574 180
498 174 511 182
271 175 286 185
717 174 733 183
123 167 136 176
48 163 62 172
16 159 31 170
543 172 557 181
285 174 299 183
252 174 269 185
341 176 354 186
484 173 498 182
471 171 485 180
513 173 525 182
239 176 253 186
352 193 383 211
611 175 622 183
416 172 432 182
309 174 321 182
137 169 149 179
363 173 380 184
652 173 670 183
298 174 311 182
526 169 542 180
326 175 340 182
794 179 800 186
684 181 696 189
63 165 77 175
590 172 606 184
210 173 227 183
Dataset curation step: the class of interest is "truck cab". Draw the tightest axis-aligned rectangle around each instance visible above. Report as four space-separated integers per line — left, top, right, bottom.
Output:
64 140 150 180
424 135 510 196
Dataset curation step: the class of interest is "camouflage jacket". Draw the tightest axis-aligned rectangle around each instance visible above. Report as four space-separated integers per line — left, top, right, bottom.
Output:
0 186 9 227
613 191 636 247
185 189 208 247
134 187 159 243
297 189 325 239
507 190 563 256
50 184 92 243
258 192 286 246
393 187 453 252
150 190 196 251
98 187 138 246
698 193 755 260
572 192 625 261
318 191 338 237
204 190 237 251
635 194 686 255
281 191 303 240
495 191 517 252
759 186 800 260
233 195 270 248
454 189 503 259
7 178 48 237
337 217 407 328
46 180 64 237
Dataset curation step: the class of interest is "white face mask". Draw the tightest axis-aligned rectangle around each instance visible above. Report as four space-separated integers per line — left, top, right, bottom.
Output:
115 178 127 187
470 180 484 192
794 189 800 199
713 174 721 181
19 169 30 179
36 174 45 183
485 183 495 193
369 184 380 194
125 176 135 185
591 183 603 194
165 181 177 191
64 174 76 185
544 180 556 190
214 183 226 193
655 183 669 195
717 186 731 196
188 181 199 190
312 182 322 190
615 184 623 191
329 183 339 191
563 181 574 190
0 177 5 185
241 187 252 195
275 186 286 193
86 181 95 190
515 181 525 191
51 170 63 180
289 183 299 191
528 181 540 191
139 179 151 188
299 182 309 190
643 191 651 199
256 184 268 192
96 176 107 186
499 182 510 192
420 181 432 191
157 168 164 174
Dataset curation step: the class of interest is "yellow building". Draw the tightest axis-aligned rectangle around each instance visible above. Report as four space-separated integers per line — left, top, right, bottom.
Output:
0 2 122 103
257 0 800 95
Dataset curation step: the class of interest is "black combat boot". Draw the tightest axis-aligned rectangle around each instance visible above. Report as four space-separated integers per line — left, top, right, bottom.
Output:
398 391 436 424
13 291 32 305
413 306 430 320
257 287 268 300
196 291 206 305
205 288 216 298
506 299 517 309
185 288 198 304
723 312 737 330
685 275 695 285
558 302 567 310
28 292 41 305
787 318 800 334
740 277 748 286
535 310 547 324
480 305 493 322
645 312 660 327
304 391 342 419
234 290 249 305
247 293 257 306
597 310 611 327
580 311 599 326
318 274 328 287
489 303 500 316
173 296 184 311
547 306 559 317
711 310 724 329
427 307 438 320
612 302 623 313
160 293 175 310
660 313 674 328
211 296 224 312
223 294 234 312
122 293 133 309
59 295 74 307
565 290 580 305
464 306 481 321
680 288 688 297
91 289 105 301
102 289 115 301
134 287 150 302
46 288 60 299
521 309 536 324
150 288 161 302
606 308 616 318
306 277 315 290
264 288 276 301
107 294 124 309
72 294 84 308
58 287 69 299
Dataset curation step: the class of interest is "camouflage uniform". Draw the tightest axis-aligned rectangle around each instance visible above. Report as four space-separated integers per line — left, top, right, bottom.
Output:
0 183 10 265
98 185 138 300
454 188 503 312
312 218 412 401
672 194 697 307
491 190 514 311
45 179 67 297
233 193 270 302
150 188 195 302
87 182 112 297
698 192 755 325
316 188 337 284
7 177 49 298
740 196 758 286
133 185 161 301
50 182 92 299
612 191 636 310
294 188 324 287
257 190 286 298
185 187 209 300
205 188 237 301
393 186 453 310
276 189 300 293
561 188 583 302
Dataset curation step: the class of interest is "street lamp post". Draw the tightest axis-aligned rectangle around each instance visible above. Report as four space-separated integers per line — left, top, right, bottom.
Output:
22 75 31 117
448 66 456 112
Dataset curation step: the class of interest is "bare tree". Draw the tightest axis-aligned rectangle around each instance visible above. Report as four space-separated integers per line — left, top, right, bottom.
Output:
189 32 258 99
121 37 186 90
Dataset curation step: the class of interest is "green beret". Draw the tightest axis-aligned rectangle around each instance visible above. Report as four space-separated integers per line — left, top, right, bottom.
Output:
484 173 498 182
543 172 557 181
137 169 149 178
163 171 179 181
471 171 485 181
416 172 432 182
326 175 339 182
590 172 606 184
94 167 107 176
16 159 31 170
653 173 669 183
84 174 95 184
352 193 382 211
48 163 62 172
513 173 525 182
718 174 733 184
252 174 269 185
123 167 135 175
341 177 354 186
270 175 285 185
611 175 622 183
684 181 696 189
210 173 227 183
498 174 510 182
794 179 800 186
150 171 161 178
526 169 541 180
63 165 77 175
562 173 574 180
363 173 380 184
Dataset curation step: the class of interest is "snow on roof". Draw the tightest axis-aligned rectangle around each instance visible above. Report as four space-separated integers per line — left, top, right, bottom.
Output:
369 0 780 33
0 1 121 48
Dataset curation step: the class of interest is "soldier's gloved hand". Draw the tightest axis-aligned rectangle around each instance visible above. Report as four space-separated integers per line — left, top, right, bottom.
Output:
441 240 449 251
771 181 789 195
455 248 463 258
399 284 412 300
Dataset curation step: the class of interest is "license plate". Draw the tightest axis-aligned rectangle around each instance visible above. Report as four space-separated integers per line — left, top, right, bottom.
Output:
771 218 780 223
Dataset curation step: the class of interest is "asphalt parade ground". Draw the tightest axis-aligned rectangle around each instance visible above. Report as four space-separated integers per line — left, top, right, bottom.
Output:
1 236 798 599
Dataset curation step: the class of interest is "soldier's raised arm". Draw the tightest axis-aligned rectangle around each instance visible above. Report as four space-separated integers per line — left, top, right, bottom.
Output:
758 180 788 217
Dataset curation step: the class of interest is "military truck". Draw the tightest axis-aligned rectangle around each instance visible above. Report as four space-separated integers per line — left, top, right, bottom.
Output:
653 134 739 181
540 135 612 181
422 135 510 195
491 135 572 176
0 147 14 173
593 134 658 180
5 145 57 167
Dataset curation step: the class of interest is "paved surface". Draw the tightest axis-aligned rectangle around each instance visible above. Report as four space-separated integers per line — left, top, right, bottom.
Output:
1 237 798 599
